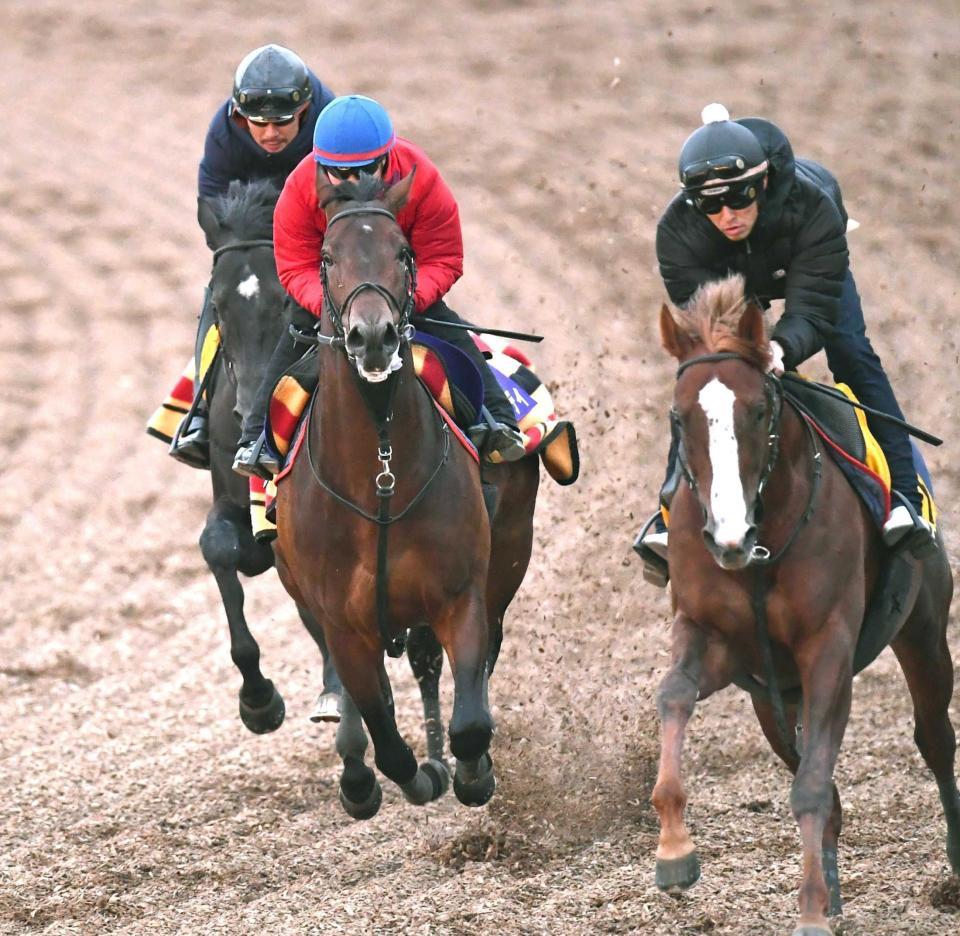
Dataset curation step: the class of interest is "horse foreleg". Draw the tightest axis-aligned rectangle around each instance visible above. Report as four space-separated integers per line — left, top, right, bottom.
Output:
651 613 724 893
791 627 854 934
434 589 496 807
296 605 343 724
752 697 844 917
199 503 283 734
329 631 447 815
407 624 446 763
891 599 960 875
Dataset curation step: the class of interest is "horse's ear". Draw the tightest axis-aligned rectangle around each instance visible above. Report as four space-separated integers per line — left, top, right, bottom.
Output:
384 166 417 216
315 165 339 211
197 197 221 250
737 302 767 349
660 303 693 360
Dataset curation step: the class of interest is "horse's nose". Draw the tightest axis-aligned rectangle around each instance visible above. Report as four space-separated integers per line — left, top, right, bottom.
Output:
346 320 400 370
702 524 757 570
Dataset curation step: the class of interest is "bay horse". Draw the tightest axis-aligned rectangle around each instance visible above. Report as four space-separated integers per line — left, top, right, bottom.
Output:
272 172 539 818
194 179 341 732
650 276 959 935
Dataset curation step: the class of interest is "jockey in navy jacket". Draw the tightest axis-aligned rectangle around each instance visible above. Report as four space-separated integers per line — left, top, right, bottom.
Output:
198 70 335 199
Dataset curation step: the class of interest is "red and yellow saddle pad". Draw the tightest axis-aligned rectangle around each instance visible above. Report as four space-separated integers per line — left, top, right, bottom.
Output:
265 335 580 486
145 325 220 444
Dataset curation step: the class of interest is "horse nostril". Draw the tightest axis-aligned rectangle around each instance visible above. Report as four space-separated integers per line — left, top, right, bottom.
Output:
383 321 399 354
346 325 365 355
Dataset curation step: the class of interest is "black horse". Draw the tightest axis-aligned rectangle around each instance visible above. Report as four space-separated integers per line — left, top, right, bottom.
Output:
195 179 342 732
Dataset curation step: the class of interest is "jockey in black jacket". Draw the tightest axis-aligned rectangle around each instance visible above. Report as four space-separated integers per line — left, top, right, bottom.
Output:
170 44 335 468
635 104 936 586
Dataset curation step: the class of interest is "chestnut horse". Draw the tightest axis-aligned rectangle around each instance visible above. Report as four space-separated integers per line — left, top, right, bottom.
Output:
273 172 539 818
650 276 958 935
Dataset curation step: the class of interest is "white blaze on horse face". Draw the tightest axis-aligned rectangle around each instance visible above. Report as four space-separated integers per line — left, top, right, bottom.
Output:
698 378 749 546
237 274 260 300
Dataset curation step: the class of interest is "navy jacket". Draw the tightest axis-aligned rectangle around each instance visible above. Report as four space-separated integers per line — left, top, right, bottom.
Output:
197 70 335 200
656 118 850 370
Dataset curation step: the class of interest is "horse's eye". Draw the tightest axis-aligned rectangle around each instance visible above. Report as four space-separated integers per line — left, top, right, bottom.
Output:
322 253 334 266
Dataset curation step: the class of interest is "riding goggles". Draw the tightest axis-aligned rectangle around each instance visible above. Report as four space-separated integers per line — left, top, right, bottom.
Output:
687 177 763 215
323 157 386 181
235 86 308 124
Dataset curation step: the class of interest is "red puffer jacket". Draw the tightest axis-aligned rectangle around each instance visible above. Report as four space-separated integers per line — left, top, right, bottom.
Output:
273 137 464 316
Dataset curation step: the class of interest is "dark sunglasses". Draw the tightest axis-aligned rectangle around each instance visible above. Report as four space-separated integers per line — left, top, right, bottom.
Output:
689 179 762 215
246 113 297 127
324 158 384 181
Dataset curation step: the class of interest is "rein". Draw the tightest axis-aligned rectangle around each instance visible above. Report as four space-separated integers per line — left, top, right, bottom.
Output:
676 351 825 759
301 203 445 658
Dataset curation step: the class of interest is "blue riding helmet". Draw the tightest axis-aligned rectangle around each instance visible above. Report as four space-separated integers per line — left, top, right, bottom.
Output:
313 95 397 167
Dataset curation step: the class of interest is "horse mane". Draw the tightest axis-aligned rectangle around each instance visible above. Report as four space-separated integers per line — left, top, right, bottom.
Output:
211 178 280 240
320 173 390 211
672 275 769 368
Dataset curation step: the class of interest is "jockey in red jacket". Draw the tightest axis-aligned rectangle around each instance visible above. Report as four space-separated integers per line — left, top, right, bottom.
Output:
233 94 526 479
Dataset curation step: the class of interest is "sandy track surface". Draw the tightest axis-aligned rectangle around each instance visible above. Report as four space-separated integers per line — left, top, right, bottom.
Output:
2 1 959 933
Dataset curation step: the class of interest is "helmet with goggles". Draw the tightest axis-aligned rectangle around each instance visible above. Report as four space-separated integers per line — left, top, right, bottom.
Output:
679 104 768 214
232 44 311 124
313 94 396 171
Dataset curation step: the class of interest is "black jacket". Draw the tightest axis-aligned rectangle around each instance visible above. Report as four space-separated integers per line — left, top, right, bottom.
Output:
197 70 335 200
656 118 849 370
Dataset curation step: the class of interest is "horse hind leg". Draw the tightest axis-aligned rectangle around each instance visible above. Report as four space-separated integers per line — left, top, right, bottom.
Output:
199 501 284 734
297 605 343 724
891 596 960 875
336 692 381 820
407 624 447 764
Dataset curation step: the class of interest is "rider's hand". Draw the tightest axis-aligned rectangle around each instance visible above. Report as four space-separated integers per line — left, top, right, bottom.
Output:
768 340 785 376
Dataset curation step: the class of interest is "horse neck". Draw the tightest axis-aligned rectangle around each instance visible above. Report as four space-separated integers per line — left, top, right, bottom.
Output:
314 345 439 481
761 398 818 532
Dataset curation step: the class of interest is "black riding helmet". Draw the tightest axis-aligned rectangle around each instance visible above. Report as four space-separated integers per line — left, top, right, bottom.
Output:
232 44 311 123
678 104 769 213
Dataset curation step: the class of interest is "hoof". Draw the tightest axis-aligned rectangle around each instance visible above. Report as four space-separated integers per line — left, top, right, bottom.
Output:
422 758 451 801
308 691 342 724
238 680 285 734
402 758 451 806
791 927 833 936
339 778 383 820
454 752 496 807
655 852 701 893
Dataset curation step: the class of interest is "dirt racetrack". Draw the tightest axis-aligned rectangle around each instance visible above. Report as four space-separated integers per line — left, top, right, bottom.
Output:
2 1 960 933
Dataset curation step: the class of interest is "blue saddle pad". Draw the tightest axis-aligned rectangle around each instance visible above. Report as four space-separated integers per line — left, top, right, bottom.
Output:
411 330 485 419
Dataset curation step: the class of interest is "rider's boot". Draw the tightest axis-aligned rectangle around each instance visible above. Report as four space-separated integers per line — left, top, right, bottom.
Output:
633 511 670 587
883 489 937 558
233 431 281 481
169 285 216 470
169 407 210 469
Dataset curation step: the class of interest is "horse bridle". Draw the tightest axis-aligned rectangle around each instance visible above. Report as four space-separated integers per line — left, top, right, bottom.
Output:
207 238 276 389
672 351 822 567
317 206 417 351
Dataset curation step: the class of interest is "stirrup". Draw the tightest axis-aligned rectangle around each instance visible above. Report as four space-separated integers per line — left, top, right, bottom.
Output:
469 406 526 462
632 511 669 587
883 493 937 558
233 434 279 480
169 412 210 470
